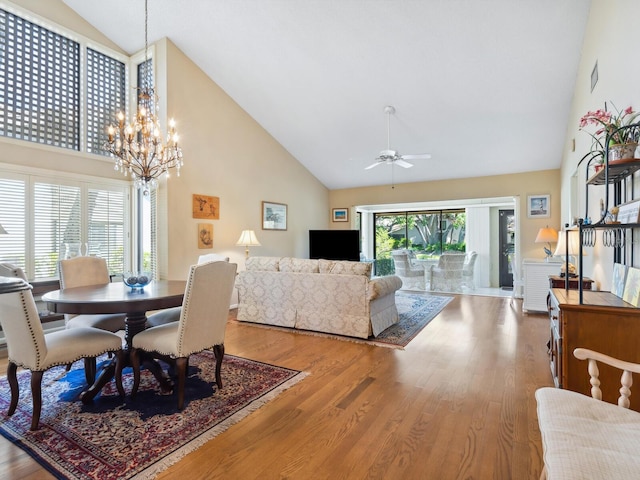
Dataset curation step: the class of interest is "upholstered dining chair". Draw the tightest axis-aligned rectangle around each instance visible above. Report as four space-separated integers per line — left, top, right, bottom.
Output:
0 275 124 430
130 260 237 409
59 256 126 332
145 254 230 327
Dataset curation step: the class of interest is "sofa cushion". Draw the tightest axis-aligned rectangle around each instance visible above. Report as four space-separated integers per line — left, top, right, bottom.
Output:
329 260 372 277
279 257 319 273
246 256 280 272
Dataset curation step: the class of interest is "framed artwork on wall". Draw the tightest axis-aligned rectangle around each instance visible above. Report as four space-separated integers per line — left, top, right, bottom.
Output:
332 208 349 222
197 223 213 249
262 201 287 230
527 195 550 218
192 194 219 219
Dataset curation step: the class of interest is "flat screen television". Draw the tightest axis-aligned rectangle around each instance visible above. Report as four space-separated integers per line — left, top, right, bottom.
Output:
309 230 360 261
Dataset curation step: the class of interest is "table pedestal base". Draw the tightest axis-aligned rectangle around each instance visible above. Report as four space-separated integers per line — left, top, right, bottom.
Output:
79 311 174 404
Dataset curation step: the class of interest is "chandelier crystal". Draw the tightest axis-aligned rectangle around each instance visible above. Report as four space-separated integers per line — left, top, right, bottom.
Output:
104 0 183 193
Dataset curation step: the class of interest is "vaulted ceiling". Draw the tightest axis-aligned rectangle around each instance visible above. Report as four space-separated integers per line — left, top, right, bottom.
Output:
62 0 591 190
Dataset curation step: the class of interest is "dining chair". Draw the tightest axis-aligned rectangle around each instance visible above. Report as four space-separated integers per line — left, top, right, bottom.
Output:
145 254 230 327
130 260 237 409
0 275 124 430
59 256 126 332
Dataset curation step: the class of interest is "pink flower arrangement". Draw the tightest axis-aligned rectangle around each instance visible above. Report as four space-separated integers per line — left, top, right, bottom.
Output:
579 105 640 153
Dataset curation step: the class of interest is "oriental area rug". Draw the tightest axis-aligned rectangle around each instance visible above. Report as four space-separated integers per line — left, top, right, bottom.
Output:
233 292 453 349
0 353 306 480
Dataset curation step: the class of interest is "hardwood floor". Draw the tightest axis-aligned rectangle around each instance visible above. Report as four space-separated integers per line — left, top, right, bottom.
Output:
0 295 551 479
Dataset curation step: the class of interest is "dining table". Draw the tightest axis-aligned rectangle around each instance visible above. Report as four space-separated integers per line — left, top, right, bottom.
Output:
43 280 187 403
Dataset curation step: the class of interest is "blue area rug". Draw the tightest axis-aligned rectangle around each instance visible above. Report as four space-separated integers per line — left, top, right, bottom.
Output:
374 292 453 347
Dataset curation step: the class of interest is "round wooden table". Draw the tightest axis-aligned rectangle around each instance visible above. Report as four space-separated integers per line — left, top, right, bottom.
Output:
43 280 186 403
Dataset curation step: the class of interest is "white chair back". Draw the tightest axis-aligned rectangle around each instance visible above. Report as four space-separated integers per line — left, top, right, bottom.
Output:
0 280 47 371
176 261 237 356
59 256 111 288
198 253 230 264
0 263 28 281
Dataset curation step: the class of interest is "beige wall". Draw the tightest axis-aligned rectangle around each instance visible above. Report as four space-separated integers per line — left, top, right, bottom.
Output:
329 169 561 262
158 39 329 277
559 0 640 291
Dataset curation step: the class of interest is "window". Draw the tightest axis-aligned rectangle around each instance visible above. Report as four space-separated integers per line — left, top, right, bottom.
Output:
0 7 128 156
86 48 126 155
0 9 80 149
0 169 129 280
373 209 466 275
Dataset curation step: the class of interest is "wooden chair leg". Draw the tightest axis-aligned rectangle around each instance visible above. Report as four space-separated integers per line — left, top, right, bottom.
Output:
213 344 224 389
84 357 97 385
7 362 19 416
114 350 125 397
176 357 188 410
130 348 141 399
30 370 44 431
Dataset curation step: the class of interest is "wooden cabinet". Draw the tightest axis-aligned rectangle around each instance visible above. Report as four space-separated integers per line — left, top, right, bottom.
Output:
548 288 640 411
548 275 593 290
522 260 561 312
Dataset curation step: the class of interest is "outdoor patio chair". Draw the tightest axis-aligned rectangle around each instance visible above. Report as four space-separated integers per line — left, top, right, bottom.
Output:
391 249 426 290
429 252 466 292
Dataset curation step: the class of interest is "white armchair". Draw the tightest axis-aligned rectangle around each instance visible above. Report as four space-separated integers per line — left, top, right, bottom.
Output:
461 251 477 290
536 348 640 479
390 249 425 290
429 252 466 292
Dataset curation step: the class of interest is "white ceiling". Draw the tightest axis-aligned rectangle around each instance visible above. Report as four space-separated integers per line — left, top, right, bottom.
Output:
62 0 591 190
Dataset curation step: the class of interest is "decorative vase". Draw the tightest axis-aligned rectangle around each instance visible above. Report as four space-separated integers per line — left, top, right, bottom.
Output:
608 142 638 162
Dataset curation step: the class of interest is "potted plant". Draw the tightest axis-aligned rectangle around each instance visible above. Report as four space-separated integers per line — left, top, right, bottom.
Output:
580 104 640 163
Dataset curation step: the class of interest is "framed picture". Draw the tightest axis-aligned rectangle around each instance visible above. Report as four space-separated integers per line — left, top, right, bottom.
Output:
332 208 349 222
192 194 219 220
262 201 287 230
527 195 550 218
197 223 213 249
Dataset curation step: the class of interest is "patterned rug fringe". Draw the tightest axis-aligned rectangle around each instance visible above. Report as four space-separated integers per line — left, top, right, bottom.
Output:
132 372 308 480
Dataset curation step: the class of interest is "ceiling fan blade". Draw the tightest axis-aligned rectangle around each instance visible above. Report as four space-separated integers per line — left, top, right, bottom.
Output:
395 159 414 169
400 153 432 161
364 161 383 170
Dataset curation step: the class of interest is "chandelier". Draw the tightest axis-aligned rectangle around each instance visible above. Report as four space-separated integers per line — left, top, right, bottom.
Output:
104 0 183 192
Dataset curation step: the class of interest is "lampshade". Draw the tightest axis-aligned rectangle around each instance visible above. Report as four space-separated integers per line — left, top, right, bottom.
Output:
535 227 558 244
236 230 261 247
0 223 7 235
236 230 261 259
553 229 587 257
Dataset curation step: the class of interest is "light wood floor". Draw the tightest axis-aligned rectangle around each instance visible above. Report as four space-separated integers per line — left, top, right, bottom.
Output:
0 295 551 479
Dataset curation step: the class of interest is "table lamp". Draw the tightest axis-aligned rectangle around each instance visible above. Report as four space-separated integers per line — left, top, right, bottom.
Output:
553 228 586 277
236 230 261 259
535 226 558 260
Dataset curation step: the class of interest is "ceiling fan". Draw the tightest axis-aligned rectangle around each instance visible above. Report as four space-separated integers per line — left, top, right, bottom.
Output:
364 105 431 170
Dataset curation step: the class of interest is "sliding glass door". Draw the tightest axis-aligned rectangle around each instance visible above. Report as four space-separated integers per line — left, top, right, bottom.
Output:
373 209 466 275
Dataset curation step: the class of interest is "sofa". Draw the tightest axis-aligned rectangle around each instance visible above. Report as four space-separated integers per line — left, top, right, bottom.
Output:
235 257 403 339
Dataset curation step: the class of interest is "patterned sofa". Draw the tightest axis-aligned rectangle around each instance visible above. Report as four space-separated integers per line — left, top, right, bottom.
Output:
235 257 403 339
